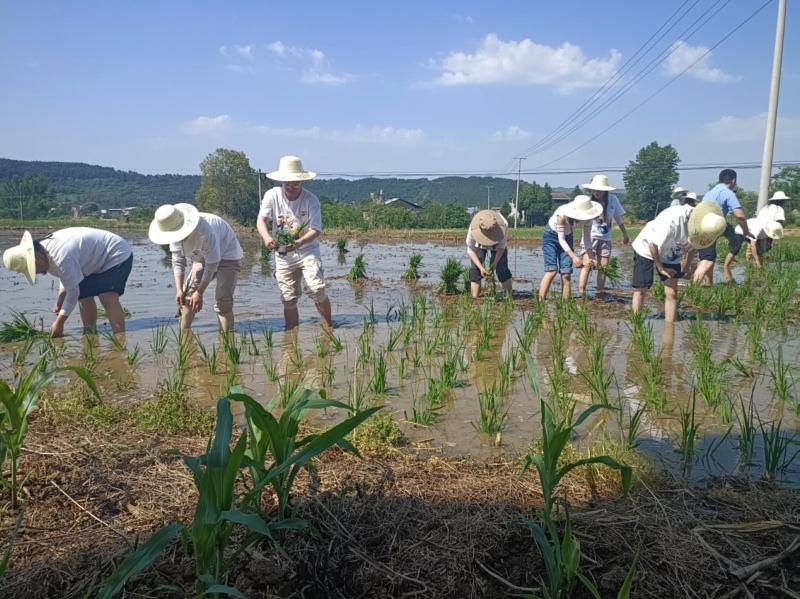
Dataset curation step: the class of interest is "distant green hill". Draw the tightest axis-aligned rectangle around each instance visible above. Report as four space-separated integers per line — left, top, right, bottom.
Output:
0 158 570 208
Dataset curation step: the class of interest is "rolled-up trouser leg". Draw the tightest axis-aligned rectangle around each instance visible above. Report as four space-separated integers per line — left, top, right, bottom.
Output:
213 259 241 332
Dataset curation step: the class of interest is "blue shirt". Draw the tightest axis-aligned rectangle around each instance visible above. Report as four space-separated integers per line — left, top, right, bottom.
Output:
703 183 740 215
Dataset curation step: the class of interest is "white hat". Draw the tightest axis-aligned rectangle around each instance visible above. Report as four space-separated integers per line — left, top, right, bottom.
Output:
267 155 317 182
687 201 726 249
768 191 790 202
2 230 36 284
469 210 507 246
581 174 616 192
763 221 783 240
148 203 201 245
683 191 699 204
671 187 687 198
562 195 604 221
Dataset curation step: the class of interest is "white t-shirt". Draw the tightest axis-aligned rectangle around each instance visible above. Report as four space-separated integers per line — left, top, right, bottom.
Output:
258 187 323 268
632 205 691 263
758 203 785 223
590 193 625 241
735 218 765 239
41 227 132 316
170 213 244 284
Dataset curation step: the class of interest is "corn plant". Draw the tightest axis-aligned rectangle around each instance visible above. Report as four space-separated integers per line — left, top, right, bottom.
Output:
402 253 423 281
150 325 169 354
521 356 631 599
439 258 465 294
346 254 367 281
0 357 99 508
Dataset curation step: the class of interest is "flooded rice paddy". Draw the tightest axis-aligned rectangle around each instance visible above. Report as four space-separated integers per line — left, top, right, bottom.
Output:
1 231 798 484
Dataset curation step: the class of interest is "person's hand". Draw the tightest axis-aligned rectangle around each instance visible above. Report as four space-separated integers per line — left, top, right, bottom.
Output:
188 291 203 313
50 320 65 338
572 255 582 269
176 290 185 306
582 254 596 269
622 234 630 245
286 243 297 253
479 265 489 277
52 303 62 315
660 267 677 279
266 239 278 250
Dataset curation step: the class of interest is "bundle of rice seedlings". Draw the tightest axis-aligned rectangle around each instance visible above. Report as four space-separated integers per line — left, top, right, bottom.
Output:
0 312 43 343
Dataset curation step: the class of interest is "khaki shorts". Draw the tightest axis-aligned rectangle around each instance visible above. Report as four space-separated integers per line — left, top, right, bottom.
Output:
185 259 241 315
580 238 613 258
275 254 327 306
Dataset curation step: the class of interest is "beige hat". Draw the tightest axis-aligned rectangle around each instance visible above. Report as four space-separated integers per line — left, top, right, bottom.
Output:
470 210 507 246
148 203 201 245
687 201 726 249
2 231 36 284
562 195 604 221
267 155 317 182
683 191 699 204
581 174 616 192
769 191 790 202
671 187 687 198
763 221 783 240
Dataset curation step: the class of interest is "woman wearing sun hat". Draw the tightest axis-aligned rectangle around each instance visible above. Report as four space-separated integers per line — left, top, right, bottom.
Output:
576 174 630 296
538 194 602 300
2 228 132 337
466 209 512 299
149 203 243 332
722 218 784 283
756 191 789 255
631 201 726 322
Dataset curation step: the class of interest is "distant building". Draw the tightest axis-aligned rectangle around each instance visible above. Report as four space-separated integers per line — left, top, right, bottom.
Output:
101 207 138 219
551 191 571 206
384 198 423 212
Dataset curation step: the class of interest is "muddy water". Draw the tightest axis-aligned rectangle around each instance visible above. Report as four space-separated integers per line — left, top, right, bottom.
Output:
0 231 797 483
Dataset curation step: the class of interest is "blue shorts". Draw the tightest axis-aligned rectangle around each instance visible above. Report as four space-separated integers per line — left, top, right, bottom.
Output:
542 227 573 274
78 253 133 300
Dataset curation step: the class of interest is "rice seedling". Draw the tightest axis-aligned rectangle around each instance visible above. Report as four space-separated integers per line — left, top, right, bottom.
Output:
259 242 271 262
221 331 241 365
195 336 219 375
81 338 102 378
725 356 754 378
288 341 304 371
0 357 99 508
734 393 757 469
745 318 765 363
637 359 666 413
356 332 371 367
618 399 646 452
758 417 800 484
336 237 348 253
596 255 623 287
570 301 592 346
439 348 463 390
473 383 508 438
323 328 343 352
262 327 274 351
38 337 66 364
245 329 260 357
580 338 615 406
627 309 655 362
366 299 377 326
0 311 44 343
126 344 143 367
385 326 402 352
766 347 795 403
398 355 407 380
100 330 126 352
369 350 388 395
347 254 367 281
277 376 304 408
149 324 168 354
439 258 466 294
402 253 423 281
346 375 369 417
313 333 330 358
676 392 700 477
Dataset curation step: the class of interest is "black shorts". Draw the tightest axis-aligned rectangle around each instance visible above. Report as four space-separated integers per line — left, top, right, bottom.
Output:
728 233 746 256
698 223 736 262
78 253 133 299
468 247 512 283
632 252 683 289
756 238 772 255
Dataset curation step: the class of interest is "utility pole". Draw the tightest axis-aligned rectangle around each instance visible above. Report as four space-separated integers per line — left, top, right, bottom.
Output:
257 169 263 202
486 185 493 210
757 0 787 211
512 157 525 228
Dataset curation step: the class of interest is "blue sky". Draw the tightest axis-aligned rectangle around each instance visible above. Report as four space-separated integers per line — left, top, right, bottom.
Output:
1 0 798 192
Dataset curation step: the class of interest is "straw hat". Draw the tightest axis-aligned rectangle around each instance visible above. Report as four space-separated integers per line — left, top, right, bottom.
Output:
267 155 317 182
768 191 790 202
687 201 726 249
763 221 784 240
148 203 201 245
470 210 507 246
671 187 687 198
581 174 616 192
2 230 36 284
562 195 604 221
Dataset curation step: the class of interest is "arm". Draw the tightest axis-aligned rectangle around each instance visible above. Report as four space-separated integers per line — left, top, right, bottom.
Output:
294 227 321 250
749 238 762 268
490 246 505 271
732 208 750 238
649 242 677 278
555 218 582 268
467 248 488 275
172 249 187 305
581 221 596 266
294 196 323 250
51 286 79 337
53 285 67 314
188 234 221 312
256 216 277 249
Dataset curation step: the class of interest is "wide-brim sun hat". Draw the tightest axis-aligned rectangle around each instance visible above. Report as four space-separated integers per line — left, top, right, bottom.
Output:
148 203 201 245
562 195 604 221
581 174 616 192
769 191 790 202
687 201 726 249
763 221 784 240
470 210 507 246
267 155 317 182
671 187 687 198
2 230 36 284
683 191 699 204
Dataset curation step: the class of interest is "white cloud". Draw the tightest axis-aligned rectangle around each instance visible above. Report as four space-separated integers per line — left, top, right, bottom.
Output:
702 113 800 142
431 33 621 93
267 40 353 85
255 124 426 145
220 44 254 59
491 126 531 142
183 114 232 135
226 64 254 74
663 41 740 83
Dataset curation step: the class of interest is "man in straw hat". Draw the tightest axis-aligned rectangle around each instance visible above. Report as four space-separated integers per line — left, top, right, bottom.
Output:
576 174 630 296
466 210 512 299
3 228 133 337
756 191 789 255
149 204 243 332
632 201 726 322
257 155 332 329
539 194 602 300
693 169 753 285
722 218 783 283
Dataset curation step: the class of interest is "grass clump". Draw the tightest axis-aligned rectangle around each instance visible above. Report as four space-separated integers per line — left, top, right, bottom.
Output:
131 386 214 435
347 254 367 281
352 413 407 454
